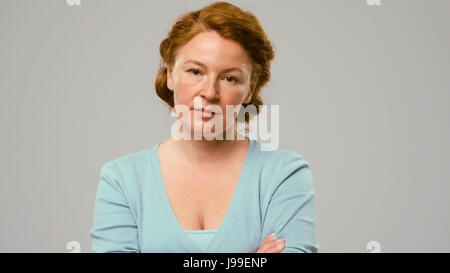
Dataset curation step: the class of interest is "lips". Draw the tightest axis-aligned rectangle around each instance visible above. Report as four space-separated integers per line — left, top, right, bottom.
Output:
192 108 216 118
193 108 215 113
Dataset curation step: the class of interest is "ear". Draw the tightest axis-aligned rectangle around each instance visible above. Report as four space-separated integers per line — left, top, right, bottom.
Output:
166 67 174 91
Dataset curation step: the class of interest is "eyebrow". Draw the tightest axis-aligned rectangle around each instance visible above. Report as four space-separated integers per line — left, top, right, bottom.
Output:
183 59 244 74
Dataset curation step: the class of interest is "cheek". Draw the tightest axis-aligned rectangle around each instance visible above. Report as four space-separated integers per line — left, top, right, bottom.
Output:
222 88 249 105
173 77 199 102
177 73 202 87
232 80 251 103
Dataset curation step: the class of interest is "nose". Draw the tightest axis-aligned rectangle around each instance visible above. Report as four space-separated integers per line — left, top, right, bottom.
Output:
200 76 219 101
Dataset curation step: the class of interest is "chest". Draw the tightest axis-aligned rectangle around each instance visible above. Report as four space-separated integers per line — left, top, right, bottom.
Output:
159 159 243 230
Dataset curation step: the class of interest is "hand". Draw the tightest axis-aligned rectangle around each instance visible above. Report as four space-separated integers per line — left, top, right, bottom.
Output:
255 233 285 253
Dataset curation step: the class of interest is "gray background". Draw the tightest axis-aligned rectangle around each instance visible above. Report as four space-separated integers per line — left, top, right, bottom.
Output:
1 0 449 252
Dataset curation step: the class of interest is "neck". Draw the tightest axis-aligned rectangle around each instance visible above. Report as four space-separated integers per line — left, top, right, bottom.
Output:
168 127 249 167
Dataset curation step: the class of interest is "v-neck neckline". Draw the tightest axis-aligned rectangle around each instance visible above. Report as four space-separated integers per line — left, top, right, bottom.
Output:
152 139 255 253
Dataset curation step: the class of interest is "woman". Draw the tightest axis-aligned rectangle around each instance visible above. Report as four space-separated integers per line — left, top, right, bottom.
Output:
90 1 319 253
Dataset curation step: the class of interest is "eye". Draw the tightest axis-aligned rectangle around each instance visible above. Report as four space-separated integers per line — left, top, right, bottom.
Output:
225 76 238 83
187 69 201 76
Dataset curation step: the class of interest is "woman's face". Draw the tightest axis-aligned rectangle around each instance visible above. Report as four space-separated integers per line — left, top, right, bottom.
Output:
167 30 253 140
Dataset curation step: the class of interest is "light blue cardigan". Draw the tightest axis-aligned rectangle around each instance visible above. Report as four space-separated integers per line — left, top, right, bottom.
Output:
89 139 319 253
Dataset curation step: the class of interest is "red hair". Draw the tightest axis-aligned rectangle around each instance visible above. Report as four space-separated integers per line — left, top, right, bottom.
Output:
155 1 275 120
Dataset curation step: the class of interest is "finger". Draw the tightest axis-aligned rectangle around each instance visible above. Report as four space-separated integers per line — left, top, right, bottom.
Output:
263 232 276 242
258 242 284 253
259 234 277 252
257 236 285 253
273 239 285 252
266 238 285 253
255 234 275 252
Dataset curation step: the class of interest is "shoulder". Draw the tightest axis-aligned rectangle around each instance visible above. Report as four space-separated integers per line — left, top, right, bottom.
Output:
253 140 312 175
252 140 315 196
98 145 156 191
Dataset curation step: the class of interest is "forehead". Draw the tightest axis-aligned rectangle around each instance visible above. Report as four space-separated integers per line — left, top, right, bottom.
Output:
175 31 252 72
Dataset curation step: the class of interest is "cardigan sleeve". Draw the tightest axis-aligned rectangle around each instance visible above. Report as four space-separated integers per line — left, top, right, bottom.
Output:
262 152 320 253
89 162 140 253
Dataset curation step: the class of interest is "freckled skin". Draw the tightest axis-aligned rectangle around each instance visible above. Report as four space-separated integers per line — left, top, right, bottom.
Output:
166 30 254 139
